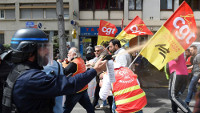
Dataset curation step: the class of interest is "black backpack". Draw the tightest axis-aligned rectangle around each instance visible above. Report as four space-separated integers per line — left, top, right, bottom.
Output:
0 50 14 113
0 50 13 78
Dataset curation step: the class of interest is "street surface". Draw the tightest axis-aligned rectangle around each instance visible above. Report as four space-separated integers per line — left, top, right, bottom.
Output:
72 88 196 113
72 64 195 113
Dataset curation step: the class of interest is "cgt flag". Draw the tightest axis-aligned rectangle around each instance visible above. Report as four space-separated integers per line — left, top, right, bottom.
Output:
97 20 118 45
116 16 153 46
140 1 197 70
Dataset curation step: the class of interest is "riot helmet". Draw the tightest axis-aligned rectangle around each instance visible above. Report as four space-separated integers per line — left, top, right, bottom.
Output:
10 28 53 66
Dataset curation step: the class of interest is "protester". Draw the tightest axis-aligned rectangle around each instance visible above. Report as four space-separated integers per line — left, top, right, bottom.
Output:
109 39 132 112
99 62 147 113
185 45 200 106
193 87 200 113
86 45 105 109
2 28 107 113
134 54 143 75
100 42 112 109
168 53 191 113
63 47 94 113
99 72 113 112
87 45 104 67
185 49 193 82
86 44 95 61
109 39 132 67
66 44 71 51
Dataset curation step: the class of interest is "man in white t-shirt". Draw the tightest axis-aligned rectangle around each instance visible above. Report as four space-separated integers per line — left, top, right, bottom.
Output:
109 39 132 67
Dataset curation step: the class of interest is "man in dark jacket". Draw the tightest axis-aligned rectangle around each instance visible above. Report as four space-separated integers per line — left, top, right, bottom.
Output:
2 28 106 113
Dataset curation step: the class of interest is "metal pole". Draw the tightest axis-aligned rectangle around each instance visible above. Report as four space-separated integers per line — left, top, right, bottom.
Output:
128 52 140 69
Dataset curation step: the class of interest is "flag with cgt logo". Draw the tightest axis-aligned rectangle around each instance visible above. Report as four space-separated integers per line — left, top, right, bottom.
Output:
140 1 197 70
116 16 153 46
97 20 118 45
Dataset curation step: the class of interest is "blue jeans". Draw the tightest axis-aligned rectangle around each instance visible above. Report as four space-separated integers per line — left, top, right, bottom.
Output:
103 100 107 106
136 110 143 113
63 90 94 113
185 73 200 103
53 96 63 113
112 97 116 113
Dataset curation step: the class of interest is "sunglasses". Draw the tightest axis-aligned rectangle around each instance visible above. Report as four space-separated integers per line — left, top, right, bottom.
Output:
95 50 100 52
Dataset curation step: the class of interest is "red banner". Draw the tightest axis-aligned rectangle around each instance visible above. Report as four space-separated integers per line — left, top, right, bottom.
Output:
116 16 153 46
140 1 197 70
124 16 153 35
97 20 118 45
164 1 196 49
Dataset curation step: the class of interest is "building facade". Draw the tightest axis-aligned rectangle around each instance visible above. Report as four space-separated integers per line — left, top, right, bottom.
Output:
1 0 200 57
73 0 200 56
0 0 77 47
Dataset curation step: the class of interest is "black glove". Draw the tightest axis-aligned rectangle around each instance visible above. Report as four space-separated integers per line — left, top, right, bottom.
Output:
102 55 112 60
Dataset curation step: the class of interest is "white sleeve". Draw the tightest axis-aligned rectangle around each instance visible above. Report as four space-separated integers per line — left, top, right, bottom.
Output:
106 60 115 83
99 74 112 101
116 54 128 67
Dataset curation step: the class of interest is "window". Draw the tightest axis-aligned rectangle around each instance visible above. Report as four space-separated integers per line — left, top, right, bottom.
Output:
32 9 44 19
110 0 123 10
79 0 93 10
46 9 57 19
0 10 4 19
95 0 108 10
21 9 31 19
79 0 124 11
0 33 4 44
129 0 142 10
180 0 200 11
5 9 15 19
0 4 15 19
64 8 69 19
160 0 173 10
20 3 69 19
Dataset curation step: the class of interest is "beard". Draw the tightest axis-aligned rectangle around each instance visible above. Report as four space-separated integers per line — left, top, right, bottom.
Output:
111 48 116 54
37 54 49 66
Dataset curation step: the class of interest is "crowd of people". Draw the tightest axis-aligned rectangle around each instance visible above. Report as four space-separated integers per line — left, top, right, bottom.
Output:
0 28 200 113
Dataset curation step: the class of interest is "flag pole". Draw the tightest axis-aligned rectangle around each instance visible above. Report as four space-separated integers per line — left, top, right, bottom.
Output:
127 27 159 69
128 52 140 69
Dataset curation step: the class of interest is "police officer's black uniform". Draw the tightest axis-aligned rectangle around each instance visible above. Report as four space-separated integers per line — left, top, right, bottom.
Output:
2 28 98 113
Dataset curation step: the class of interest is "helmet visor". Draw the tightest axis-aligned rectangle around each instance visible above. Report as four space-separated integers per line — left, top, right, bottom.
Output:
37 43 53 67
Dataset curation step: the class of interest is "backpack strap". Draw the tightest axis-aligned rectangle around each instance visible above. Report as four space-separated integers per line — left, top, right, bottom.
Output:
2 64 30 113
56 61 60 76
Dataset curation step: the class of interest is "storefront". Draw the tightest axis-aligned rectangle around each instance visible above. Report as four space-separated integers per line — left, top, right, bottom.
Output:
80 26 122 58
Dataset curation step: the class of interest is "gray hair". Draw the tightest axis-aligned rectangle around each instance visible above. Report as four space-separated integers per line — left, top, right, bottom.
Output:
70 47 81 58
95 45 104 50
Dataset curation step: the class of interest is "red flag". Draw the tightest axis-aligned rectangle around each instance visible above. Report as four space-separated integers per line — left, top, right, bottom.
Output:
97 20 118 45
140 1 197 70
116 16 153 46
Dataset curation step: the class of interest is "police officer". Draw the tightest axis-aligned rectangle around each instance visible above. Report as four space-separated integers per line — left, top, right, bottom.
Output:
2 28 106 113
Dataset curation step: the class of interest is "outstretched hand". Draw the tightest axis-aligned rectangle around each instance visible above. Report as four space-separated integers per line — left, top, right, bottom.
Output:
93 58 107 74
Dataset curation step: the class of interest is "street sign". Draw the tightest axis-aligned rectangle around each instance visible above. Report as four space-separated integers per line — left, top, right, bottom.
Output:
26 21 34 28
71 20 76 25
38 22 42 29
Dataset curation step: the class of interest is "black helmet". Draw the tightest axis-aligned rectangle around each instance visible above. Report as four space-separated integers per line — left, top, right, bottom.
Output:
11 28 49 64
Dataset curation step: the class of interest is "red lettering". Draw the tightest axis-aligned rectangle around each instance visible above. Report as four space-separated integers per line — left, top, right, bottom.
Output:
86 28 89 31
91 28 94 31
